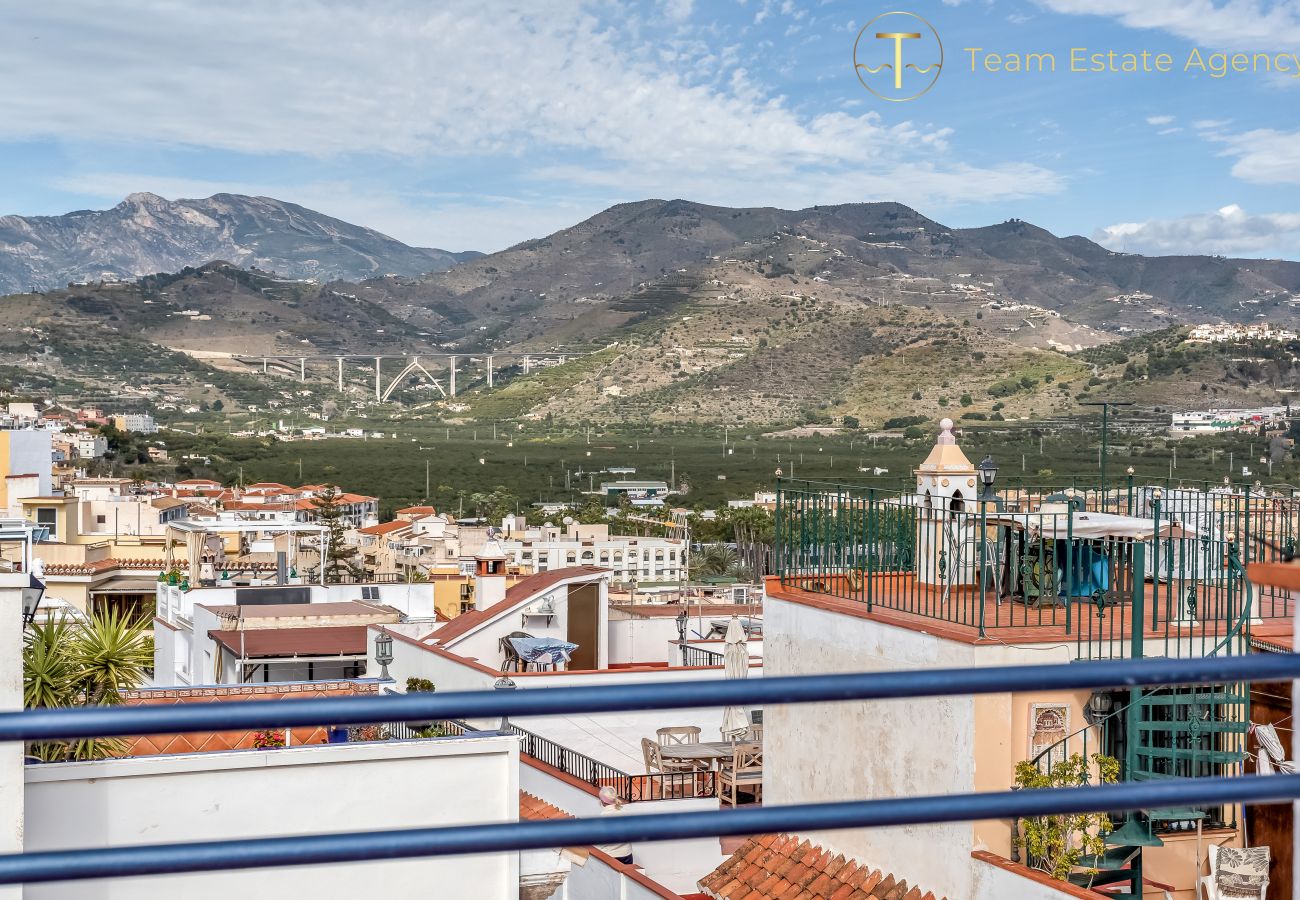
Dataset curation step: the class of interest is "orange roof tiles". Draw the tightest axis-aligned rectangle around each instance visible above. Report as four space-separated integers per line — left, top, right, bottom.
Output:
357 520 409 536
698 835 945 900
519 791 573 821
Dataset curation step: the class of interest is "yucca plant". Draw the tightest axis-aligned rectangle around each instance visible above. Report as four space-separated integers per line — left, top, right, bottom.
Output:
23 609 152 762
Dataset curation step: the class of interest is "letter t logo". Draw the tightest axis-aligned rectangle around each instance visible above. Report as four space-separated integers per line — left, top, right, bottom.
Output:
876 31 922 89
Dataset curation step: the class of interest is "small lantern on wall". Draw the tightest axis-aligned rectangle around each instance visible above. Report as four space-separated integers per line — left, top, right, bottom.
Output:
374 630 395 681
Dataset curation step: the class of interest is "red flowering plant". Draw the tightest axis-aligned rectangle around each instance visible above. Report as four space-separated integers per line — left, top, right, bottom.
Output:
252 728 286 749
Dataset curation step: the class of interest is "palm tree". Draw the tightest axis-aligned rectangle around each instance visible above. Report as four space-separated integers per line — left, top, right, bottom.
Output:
23 608 152 762
692 545 752 581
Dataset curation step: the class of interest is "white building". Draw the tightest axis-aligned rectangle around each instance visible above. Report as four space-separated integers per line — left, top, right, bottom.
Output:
74 435 108 460
112 413 157 434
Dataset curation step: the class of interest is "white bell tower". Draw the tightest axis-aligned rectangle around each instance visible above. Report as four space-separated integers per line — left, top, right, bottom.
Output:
914 418 979 586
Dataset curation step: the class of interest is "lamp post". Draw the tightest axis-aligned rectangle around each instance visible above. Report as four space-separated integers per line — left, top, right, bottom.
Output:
494 675 517 733
374 630 394 682
977 455 998 504
20 574 45 628
1082 401 1133 495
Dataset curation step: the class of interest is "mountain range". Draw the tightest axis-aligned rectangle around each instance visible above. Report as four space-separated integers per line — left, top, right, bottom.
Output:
2 194 1298 426
0 192 479 293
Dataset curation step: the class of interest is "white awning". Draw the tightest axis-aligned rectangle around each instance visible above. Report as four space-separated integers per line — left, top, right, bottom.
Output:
981 511 1192 541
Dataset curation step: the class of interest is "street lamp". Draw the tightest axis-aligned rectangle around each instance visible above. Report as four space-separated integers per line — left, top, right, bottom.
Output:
21 574 45 627
494 675 517 733
977 455 998 503
374 630 394 681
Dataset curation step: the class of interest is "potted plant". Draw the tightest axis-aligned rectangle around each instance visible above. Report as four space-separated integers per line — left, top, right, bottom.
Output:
1013 752 1119 881
404 677 440 734
253 728 287 749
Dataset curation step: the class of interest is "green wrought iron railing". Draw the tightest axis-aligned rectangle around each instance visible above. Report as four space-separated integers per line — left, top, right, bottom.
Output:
775 477 1273 657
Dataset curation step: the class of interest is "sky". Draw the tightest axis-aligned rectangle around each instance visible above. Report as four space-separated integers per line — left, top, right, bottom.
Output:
1 0 1299 258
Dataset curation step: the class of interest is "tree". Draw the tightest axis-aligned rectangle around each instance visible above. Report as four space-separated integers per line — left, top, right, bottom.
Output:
1014 753 1119 881
211 399 224 412
692 545 746 580
311 485 362 583
841 415 860 430
23 610 152 762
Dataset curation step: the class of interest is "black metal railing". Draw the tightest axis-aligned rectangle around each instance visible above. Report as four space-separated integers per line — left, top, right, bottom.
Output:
382 718 716 802
680 645 725 667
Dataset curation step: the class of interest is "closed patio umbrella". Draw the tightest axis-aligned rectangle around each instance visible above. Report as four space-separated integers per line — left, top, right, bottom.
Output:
720 617 750 741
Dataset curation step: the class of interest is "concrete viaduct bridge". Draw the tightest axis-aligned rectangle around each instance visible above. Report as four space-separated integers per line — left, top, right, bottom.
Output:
233 351 584 400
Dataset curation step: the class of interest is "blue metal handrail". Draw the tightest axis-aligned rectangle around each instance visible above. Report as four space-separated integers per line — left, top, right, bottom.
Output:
4 653 1300 885
4 654 1298 742
2 775 1299 884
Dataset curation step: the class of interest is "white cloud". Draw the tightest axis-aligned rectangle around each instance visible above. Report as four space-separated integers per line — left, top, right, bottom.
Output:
1095 204 1300 257
661 0 693 22
1208 127 1300 185
1036 0 1300 49
2 1 1064 245
1146 115 1175 125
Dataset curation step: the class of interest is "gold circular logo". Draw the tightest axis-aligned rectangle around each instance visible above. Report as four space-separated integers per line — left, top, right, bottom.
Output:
853 11 943 102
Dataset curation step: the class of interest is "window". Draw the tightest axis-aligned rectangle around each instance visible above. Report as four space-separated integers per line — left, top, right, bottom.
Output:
613 551 623 562
361 586 380 600
566 551 577 564
35 507 57 528
96 514 107 525
581 551 594 562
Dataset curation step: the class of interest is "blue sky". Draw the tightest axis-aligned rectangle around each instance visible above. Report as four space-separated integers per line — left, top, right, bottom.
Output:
2 0 1299 257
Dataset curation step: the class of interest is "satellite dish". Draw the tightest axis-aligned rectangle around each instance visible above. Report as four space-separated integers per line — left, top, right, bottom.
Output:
562 516 574 525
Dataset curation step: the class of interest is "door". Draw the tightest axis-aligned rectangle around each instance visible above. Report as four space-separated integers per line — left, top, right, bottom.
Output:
566 584 599 670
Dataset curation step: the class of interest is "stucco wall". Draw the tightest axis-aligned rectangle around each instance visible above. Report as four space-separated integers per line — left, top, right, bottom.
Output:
764 595 1075 899
24 736 519 900
0 577 25 900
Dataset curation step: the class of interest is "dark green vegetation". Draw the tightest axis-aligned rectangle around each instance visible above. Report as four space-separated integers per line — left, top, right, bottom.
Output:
152 422 1299 516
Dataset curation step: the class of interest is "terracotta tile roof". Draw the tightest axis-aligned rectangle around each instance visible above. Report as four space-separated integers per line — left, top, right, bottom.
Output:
357 520 409 536
519 791 573 821
698 835 946 900
430 566 609 645
397 505 437 515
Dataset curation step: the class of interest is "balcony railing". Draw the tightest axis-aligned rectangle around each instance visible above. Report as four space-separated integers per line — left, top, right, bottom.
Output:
382 718 717 802
1 654 1300 885
775 478 1275 657
680 644 725 667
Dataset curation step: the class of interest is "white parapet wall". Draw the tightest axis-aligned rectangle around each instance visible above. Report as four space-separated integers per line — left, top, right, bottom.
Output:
24 735 519 900
0 575 25 900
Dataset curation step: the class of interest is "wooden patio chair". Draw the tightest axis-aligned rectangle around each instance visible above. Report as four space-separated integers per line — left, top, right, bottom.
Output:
656 726 702 746
719 743 763 807
641 737 696 798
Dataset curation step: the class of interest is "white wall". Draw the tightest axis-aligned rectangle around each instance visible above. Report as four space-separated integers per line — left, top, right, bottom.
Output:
521 766 719 898
450 581 608 672
24 736 519 900
764 596 1067 900
0 576 25 900
168 581 436 624
7 431 52 494
971 856 1083 900
607 616 678 665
